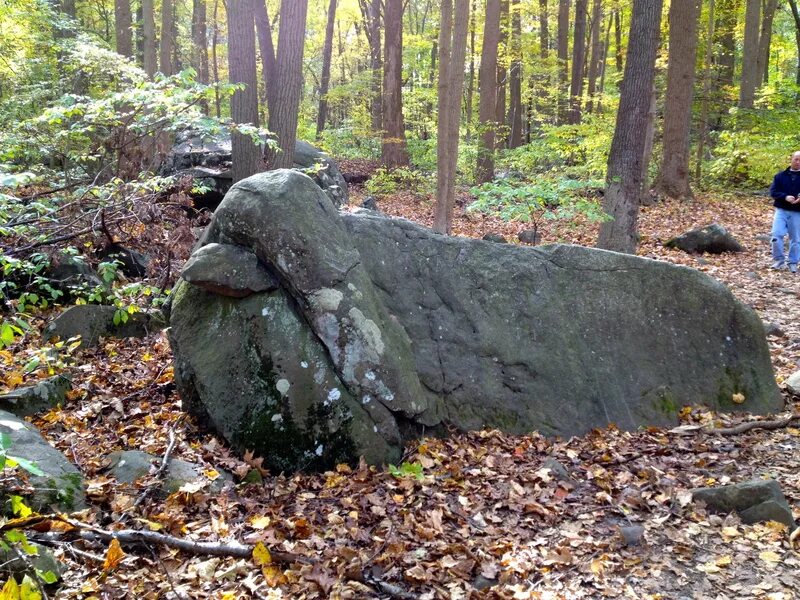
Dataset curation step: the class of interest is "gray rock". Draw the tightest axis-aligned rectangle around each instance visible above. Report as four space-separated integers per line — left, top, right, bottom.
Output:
692 479 794 528
0 375 71 417
106 450 230 495
293 140 349 207
482 233 508 244
181 243 279 298
47 253 103 293
361 196 379 211
518 229 542 245
44 305 166 347
542 458 575 483
169 169 781 471
665 223 743 254
618 525 645 546
98 244 150 278
763 322 785 338
756 234 772 243
785 371 800 396
0 410 85 512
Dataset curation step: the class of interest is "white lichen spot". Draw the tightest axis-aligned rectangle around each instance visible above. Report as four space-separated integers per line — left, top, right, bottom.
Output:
362 395 372 405
315 444 324 456
327 388 342 402
271 413 283 423
365 371 376 381
347 307 385 357
300 361 309 369
373 425 378 433
261 307 271 317
276 379 291 396
312 288 344 311
314 368 326 384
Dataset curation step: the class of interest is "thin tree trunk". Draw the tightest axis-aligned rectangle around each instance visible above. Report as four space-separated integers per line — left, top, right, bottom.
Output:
639 83 657 203
614 8 622 72
434 0 470 234
212 0 221 117
757 0 778 86
716 0 736 87
316 0 337 138
115 0 133 57
738 0 760 108
790 0 800 86
228 0 261 182
360 0 383 133
508 0 523 147
477 0 502 184
496 0 509 142
597 0 663 254
567 0 587 124
192 0 210 112
465 0 477 139
267 0 309 169
596 12 611 112
160 0 174 75
142 0 156 77
695 0 715 181
557 0 570 122
254 0 277 113
586 0 602 113
654 0 701 200
382 0 410 166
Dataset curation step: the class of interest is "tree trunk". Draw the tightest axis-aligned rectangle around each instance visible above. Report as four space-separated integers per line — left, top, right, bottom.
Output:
639 83 657 203
267 0 309 169
142 0 156 77
115 0 133 57
540 0 549 57
756 0 778 86
477 0 502 184
434 0 470 234
695 0 715 181
254 0 277 111
359 0 383 133
192 0 209 113
715 0 736 87
212 0 222 117
738 0 760 108
790 0 800 86
496 0 509 141
567 0 587 123
160 0 174 75
465 0 477 139
507 0 523 148
382 0 410 167
596 12 611 111
653 0 701 200
614 8 622 72
557 0 570 122
227 0 262 182
597 0 663 254
585 0 602 113
316 0 337 138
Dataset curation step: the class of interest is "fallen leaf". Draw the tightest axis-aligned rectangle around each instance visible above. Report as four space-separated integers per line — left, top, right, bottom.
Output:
103 538 125 572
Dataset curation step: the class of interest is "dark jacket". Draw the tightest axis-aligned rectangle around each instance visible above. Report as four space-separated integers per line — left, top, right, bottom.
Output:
770 168 800 212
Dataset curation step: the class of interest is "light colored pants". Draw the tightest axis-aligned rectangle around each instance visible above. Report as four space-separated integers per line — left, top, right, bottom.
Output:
771 207 800 265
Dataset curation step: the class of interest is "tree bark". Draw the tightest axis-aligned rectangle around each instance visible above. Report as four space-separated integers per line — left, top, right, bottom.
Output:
586 0 602 113
267 0 309 169
254 0 277 111
790 0 800 86
597 0 663 254
653 0 701 200
434 0 470 234
192 0 210 111
382 0 410 167
540 0 549 58
160 0 174 75
316 0 338 138
477 0 502 184
757 0 778 86
738 0 760 108
567 0 587 124
115 0 133 57
359 0 383 133
614 8 622 72
227 0 262 182
495 0 509 141
507 0 523 148
557 0 570 122
695 0 715 181
465 0 477 139
142 0 156 77
211 0 222 117
715 0 736 87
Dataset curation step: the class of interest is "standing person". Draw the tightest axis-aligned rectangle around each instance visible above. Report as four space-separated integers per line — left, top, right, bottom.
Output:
769 151 800 272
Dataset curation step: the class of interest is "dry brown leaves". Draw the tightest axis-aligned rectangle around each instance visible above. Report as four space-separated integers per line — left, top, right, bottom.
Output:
2 187 800 598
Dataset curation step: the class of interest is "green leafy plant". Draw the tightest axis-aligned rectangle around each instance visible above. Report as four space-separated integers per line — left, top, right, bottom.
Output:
365 167 434 198
388 461 424 481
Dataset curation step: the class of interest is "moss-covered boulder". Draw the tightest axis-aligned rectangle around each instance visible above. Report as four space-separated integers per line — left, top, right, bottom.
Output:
169 169 781 472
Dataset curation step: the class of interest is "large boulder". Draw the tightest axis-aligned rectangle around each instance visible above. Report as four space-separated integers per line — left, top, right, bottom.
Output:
161 132 348 209
169 170 782 472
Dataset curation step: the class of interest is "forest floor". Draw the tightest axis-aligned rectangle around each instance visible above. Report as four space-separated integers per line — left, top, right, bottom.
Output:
4 184 800 599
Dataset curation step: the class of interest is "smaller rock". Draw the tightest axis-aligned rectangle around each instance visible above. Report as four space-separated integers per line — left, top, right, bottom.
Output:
482 233 508 244
763 322 785 338
472 575 498 591
785 371 800 396
518 229 542 245
47 253 103 293
181 243 279 298
745 271 759 280
756 234 773 243
664 223 743 254
0 410 85 512
0 375 72 417
692 479 794 528
98 244 150 278
44 305 167 348
106 450 231 495
361 196 379 211
542 457 575 483
618 524 645 547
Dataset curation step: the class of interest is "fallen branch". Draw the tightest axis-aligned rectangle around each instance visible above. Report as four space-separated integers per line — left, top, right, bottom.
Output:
704 414 800 436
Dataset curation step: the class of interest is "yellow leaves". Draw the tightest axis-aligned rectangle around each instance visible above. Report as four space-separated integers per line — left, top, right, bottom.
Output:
103 538 126 572
721 526 740 540
0 579 19 600
759 550 782 565
252 542 272 566
0 576 41 600
731 392 746 404
249 515 272 530
3 372 23 388
253 542 285 587
590 554 611 576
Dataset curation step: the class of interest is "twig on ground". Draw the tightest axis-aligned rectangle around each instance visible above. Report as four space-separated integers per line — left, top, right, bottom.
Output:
705 414 800 436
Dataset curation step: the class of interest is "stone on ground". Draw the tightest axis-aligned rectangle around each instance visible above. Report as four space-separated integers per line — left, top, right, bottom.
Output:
44 305 166 347
0 375 71 417
665 223 743 254
692 479 794 528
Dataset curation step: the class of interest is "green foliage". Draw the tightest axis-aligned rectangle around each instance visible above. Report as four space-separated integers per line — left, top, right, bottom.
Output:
0 434 44 478
388 461 424 480
365 166 434 198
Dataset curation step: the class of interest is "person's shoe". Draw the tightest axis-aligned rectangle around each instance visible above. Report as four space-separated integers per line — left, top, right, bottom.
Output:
790 264 798 274
772 260 786 270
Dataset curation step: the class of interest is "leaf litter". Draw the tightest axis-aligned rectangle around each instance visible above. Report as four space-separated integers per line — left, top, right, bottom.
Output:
2 189 800 598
